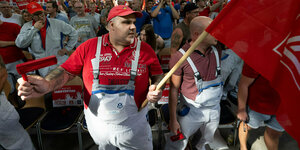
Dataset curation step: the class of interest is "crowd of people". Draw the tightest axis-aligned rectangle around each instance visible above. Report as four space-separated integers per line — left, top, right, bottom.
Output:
0 0 286 150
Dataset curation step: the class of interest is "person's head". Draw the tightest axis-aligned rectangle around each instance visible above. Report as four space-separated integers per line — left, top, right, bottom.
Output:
140 24 156 50
46 1 59 15
107 5 142 45
131 0 141 11
89 2 97 13
13 6 21 14
26 2 46 22
183 3 199 23
105 0 113 8
195 0 207 8
180 1 186 11
74 1 85 16
117 0 125 5
69 0 79 7
146 0 154 11
21 9 32 22
190 16 217 46
0 1 12 18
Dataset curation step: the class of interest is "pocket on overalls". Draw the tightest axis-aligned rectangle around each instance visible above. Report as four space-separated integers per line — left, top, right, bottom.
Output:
195 85 222 106
97 93 128 123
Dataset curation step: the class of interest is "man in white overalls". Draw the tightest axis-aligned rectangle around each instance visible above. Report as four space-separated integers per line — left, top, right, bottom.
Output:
165 16 223 150
17 5 164 150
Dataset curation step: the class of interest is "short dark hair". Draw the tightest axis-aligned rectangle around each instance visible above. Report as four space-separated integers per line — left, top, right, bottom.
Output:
47 1 59 12
180 1 186 5
182 3 198 17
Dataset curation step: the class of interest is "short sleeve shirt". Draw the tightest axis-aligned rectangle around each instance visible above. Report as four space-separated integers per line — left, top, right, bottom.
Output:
199 7 210 17
242 63 280 115
61 34 163 109
0 22 24 64
169 43 221 100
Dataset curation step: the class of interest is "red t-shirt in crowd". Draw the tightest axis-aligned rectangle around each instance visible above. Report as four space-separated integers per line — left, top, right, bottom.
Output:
0 22 25 64
242 63 280 115
199 7 210 17
61 34 163 109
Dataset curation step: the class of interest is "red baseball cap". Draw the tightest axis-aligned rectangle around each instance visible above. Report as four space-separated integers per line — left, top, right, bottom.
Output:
107 5 142 22
26 2 44 14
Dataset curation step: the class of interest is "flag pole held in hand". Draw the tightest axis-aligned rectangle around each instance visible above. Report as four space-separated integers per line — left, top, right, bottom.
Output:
139 31 209 111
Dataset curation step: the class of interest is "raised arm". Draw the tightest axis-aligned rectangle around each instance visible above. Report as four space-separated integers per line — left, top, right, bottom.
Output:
167 0 179 19
15 21 43 48
151 0 164 18
210 0 224 12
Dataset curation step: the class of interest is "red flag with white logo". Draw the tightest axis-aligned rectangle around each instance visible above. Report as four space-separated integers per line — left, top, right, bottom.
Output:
206 0 300 144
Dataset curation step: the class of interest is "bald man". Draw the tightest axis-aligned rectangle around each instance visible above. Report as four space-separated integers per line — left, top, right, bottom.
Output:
165 16 222 150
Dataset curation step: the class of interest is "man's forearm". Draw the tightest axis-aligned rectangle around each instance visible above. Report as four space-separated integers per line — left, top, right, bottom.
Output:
169 4 179 19
169 87 178 121
0 41 15 47
151 3 163 17
210 0 224 11
45 66 75 92
237 86 248 111
237 75 255 111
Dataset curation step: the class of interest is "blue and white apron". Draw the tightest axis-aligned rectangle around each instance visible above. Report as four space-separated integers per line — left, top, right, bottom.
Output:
84 37 152 150
165 46 223 150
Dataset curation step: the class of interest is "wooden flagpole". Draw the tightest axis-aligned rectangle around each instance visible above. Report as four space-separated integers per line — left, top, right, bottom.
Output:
139 31 209 111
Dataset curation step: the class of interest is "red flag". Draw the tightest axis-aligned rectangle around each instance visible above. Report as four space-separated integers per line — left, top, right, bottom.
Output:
206 0 300 144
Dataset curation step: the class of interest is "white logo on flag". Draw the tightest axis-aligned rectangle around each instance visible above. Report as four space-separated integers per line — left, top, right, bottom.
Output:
273 23 300 90
31 5 37 9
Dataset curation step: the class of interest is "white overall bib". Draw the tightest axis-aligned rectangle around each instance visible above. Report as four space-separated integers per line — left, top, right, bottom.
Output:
165 47 223 150
84 37 152 150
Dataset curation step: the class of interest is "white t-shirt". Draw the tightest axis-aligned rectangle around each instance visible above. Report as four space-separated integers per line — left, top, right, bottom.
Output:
0 13 22 26
89 12 100 25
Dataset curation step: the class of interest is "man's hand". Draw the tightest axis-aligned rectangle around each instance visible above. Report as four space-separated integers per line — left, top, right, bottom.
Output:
34 20 45 30
17 75 51 100
169 118 181 135
147 84 162 103
237 109 248 122
57 48 69 56
166 0 172 6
